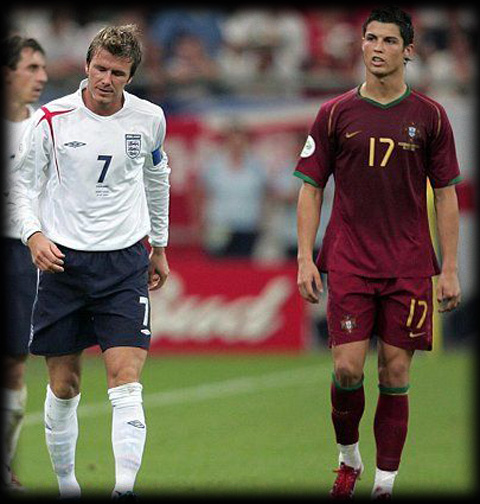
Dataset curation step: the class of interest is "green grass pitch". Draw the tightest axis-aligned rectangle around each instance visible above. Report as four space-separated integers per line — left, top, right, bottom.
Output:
13 350 474 498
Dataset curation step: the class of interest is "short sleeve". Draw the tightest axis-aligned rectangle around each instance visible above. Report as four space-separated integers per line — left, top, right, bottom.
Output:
293 103 335 188
427 104 462 188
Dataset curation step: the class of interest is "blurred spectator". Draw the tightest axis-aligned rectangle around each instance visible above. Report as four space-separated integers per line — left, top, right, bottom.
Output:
162 32 225 112
219 8 308 95
147 8 224 59
199 124 270 258
302 9 358 76
412 7 475 96
270 131 333 260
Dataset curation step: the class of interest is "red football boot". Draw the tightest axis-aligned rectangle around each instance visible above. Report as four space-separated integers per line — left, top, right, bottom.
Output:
330 462 364 499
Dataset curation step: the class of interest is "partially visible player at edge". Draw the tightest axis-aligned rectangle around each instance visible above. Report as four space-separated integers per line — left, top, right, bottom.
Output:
2 35 48 492
10 24 171 499
294 6 461 499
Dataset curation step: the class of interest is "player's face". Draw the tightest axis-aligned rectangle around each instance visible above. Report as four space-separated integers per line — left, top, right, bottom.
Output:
6 48 48 105
84 49 133 113
362 21 413 79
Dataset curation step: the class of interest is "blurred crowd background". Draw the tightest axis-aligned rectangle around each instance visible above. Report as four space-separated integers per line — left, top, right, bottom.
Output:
7 5 476 349
8 6 475 106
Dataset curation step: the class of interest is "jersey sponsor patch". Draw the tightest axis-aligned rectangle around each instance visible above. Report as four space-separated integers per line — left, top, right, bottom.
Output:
300 135 315 158
125 134 142 159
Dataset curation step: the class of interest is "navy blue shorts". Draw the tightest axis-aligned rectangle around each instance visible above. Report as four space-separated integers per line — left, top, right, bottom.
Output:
29 241 151 356
3 238 38 356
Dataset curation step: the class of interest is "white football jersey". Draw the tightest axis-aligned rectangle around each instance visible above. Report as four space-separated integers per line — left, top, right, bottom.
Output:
11 79 170 251
3 105 36 239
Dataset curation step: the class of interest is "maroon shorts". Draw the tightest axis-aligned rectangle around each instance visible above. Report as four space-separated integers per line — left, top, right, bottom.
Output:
326 271 434 351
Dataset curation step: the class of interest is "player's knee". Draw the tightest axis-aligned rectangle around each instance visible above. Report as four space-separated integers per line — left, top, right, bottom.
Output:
333 361 364 388
378 361 410 388
108 366 141 389
49 376 81 399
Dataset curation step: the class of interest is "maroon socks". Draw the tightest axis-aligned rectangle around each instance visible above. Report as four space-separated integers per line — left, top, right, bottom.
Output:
331 373 365 445
374 385 410 471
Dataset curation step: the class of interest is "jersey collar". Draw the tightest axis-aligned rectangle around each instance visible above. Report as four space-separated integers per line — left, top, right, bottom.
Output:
357 83 411 109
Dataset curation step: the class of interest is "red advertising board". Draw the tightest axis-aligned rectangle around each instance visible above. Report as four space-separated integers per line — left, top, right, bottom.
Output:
148 257 307 353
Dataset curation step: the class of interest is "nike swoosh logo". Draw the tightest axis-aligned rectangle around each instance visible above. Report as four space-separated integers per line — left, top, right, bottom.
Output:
409 331 426 338
345 130 362 139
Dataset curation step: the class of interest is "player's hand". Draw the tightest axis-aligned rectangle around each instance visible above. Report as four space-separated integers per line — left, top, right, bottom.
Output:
436 270 461 312
148 247 170 291
27 232 65 273
297 257 323 304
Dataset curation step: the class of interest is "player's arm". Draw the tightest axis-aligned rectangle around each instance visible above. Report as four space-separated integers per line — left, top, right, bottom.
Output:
143 116 171 290
296 182 323 304
433 184 461 312
10 115 65 272
144 152 171 290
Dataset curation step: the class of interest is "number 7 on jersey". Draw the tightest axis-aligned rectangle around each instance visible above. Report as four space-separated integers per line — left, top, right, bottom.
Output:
97 155 113 183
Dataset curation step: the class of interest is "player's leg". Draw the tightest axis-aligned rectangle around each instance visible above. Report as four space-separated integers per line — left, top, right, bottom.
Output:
326 272 376 498
372 341 414 498
372 277 432 498
92 241 151 497
103 346 148 496
3 237 37 491
3 356 28 470
331 340 370 470
44 352 83 497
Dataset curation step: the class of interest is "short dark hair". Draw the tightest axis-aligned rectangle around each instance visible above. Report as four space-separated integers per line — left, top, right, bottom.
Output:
86 24 142 78
2 35 45 70
362 6 414 46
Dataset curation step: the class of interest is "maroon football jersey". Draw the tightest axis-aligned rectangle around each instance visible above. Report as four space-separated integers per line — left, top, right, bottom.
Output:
294 86 461 278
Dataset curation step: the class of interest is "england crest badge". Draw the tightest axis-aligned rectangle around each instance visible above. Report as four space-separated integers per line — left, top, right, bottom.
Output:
125 134 142 159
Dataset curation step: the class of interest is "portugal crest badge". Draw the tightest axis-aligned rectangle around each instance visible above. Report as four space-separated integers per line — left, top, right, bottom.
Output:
125 134 142 159
340 315 357 334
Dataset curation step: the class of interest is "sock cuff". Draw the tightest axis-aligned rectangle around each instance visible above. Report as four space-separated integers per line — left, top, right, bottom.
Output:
45 385 81 419
332 372 364 391
108 382 143 408
378 383 410 395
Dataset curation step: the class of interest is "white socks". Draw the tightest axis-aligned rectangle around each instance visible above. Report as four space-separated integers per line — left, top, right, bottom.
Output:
338 442 363 471
108 382 146 495
337 443 398 496
3 386 27 466
372 468 397 496
44 385 81 497
43 381 146 497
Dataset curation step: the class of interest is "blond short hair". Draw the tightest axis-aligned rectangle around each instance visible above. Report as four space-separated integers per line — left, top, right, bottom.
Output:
86 24 142 77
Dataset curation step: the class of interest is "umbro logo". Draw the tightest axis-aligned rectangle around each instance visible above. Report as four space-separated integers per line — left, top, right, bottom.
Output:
127 420 146 429
64 141 87 148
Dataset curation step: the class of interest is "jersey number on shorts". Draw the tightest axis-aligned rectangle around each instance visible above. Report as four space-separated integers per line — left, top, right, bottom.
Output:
139 296 149 327
406 298 428 329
